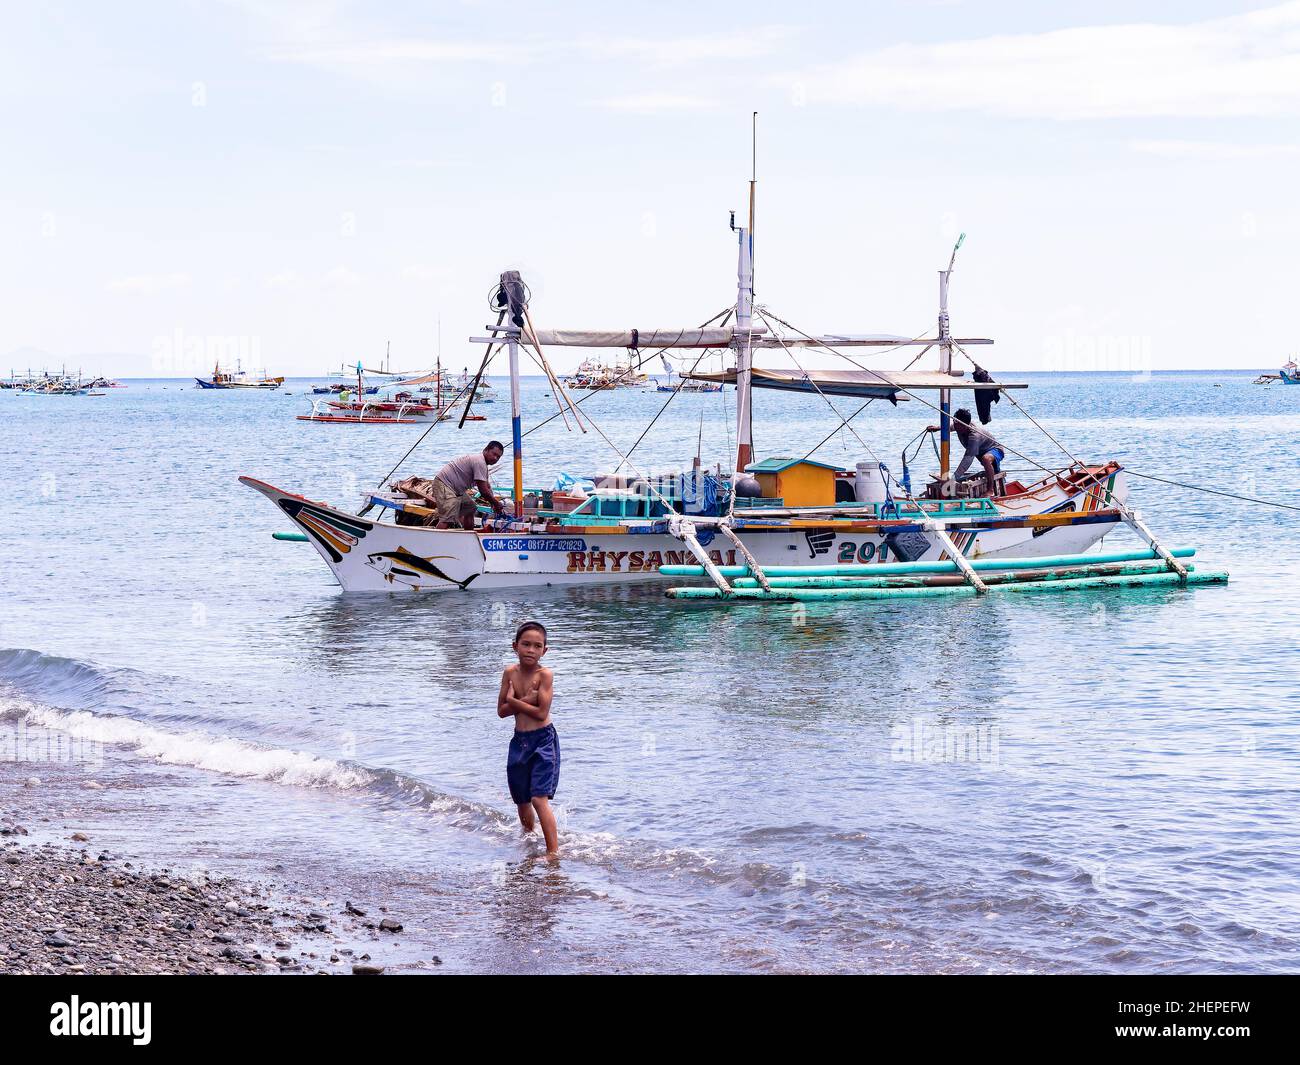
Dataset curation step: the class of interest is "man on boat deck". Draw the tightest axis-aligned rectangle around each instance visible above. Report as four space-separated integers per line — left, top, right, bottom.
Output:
927 409 1005 496
432 441 508 528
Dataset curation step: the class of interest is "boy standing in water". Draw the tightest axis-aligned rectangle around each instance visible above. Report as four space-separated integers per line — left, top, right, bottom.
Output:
497 621 560 856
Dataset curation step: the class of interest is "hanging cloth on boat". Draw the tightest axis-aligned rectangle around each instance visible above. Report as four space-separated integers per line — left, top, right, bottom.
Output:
972 365 999 424
496 270 528 327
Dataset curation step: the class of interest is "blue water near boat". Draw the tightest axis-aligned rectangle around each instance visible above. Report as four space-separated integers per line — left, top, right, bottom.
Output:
1 371 1298 973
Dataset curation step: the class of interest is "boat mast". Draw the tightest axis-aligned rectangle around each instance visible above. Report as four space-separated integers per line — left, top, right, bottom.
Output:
508 328 523 518
733 112 757 473
937 233 964 481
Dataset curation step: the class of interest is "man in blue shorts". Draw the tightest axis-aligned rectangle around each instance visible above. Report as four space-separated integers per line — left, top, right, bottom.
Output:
928 408 1005 497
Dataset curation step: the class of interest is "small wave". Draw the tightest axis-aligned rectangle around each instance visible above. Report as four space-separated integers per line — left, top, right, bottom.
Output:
0 647 112 708
21 703 374 791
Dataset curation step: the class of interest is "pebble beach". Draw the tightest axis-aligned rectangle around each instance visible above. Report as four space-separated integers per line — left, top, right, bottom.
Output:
1 762 430 977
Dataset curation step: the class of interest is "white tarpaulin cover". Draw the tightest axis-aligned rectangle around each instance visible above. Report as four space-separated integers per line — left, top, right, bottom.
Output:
528 326 765 349
683 367 1025 398
751 334 993 348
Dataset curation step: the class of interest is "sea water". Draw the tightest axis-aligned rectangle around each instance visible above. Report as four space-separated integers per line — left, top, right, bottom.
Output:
1 372 1297 972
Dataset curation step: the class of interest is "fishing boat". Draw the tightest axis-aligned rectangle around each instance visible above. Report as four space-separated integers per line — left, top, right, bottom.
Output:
655 354 723 392
195 360 283 389
1279 360 1299 384
244 148 1224 597
386 358 488 420
563 353 647 390
452 369 496 402
297 401 429 425
657 377 722 393
14 370 93 395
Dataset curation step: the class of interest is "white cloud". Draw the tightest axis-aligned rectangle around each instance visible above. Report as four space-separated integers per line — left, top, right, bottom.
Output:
251 14 793 75
599 93 719 115
106 272 191 295
1130 139 1300 160
401 264 452 284
324 266 361 287
264 270 303 289
785 2 1300 119
577 26 795 68
259 39 524 65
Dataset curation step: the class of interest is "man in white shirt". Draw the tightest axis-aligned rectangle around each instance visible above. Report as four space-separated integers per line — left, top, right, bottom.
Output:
432 441 508 528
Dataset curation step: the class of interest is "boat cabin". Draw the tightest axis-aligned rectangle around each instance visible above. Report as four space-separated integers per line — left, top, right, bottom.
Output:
745 457 845 508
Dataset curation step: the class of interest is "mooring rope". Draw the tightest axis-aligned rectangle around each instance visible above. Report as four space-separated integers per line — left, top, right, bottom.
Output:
1122 470 1300 512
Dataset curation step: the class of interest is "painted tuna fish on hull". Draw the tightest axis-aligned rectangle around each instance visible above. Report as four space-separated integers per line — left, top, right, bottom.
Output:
364 548 480 590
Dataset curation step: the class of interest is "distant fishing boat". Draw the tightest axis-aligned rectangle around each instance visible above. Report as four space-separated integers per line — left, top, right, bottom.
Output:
300 360 485 425
1256 359 1300 384
563 353 647 390
655 354 723 392
194 360 283 389
14 368 93 395
297 403 429 424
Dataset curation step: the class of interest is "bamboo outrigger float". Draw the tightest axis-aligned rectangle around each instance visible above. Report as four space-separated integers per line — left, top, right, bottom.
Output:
242 122 1227 601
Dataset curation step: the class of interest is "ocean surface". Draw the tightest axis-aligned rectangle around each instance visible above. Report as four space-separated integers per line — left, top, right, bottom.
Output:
2 371 1298 973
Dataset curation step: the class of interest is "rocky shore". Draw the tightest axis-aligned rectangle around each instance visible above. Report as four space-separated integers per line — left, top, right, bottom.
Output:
1 816 427 975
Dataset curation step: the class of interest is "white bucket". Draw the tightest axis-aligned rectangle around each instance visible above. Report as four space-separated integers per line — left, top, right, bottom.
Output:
855 462 888 504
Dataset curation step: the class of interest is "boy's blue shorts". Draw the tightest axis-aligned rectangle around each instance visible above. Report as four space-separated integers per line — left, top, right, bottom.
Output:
507 724 560 805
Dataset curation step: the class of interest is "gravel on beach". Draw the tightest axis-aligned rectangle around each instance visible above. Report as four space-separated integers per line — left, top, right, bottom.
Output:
1 817 406 976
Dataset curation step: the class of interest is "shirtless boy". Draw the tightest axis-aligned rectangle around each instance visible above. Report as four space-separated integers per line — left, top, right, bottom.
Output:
496 621 560 855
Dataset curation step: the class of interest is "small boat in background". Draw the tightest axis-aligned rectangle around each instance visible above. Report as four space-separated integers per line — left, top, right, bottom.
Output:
300 361 486 424
564 353 647 390
1255 359 1300 384
195 360 283 389
14 369 92 395
298 401 429 424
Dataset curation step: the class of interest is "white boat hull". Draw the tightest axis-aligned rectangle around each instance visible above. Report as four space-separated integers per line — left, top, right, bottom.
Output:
242 470 1128 593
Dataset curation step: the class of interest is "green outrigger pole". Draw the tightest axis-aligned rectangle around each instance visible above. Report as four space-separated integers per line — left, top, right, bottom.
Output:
660 546 1197 580
662 547 1229 602
667 568 1228 602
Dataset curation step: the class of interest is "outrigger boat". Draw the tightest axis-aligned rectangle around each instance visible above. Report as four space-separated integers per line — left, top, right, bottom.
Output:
245 155 1226 598
299 359 488 425
14 369 96 395
1257 358 1300 384
563 353 648 390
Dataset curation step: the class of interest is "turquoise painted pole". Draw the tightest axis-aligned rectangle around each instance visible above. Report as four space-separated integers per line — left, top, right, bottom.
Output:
729 561 1194 589
659 546 1196 580
666 569 1228 601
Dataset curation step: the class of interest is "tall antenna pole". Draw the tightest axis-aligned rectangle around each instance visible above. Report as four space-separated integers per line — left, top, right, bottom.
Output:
734 112 757 473
937 232 965 481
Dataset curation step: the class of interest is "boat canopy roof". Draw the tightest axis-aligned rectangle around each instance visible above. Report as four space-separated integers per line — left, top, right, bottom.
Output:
751 334 994 349
521 327 993 351
684 367 1027 400
529 327 765 349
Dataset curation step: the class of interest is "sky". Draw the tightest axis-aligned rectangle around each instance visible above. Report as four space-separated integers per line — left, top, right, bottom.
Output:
2 0 1298 378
